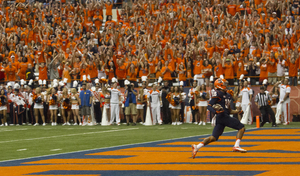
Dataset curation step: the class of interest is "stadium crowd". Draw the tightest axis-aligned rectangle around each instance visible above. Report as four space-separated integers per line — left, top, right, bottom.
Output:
0 0 298 126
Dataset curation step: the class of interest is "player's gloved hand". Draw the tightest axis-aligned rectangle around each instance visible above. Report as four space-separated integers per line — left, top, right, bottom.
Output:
238 110 243 114
212 104 223 113
215 110 224 114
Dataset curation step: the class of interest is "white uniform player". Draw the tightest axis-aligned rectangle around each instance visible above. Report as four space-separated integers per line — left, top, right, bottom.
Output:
278 81 291 125
239 83 253 124
149 87 162 125
110 87 121 125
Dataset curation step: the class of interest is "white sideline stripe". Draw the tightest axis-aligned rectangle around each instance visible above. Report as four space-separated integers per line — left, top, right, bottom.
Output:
0 127 257 164
0 128 139 144
50 149 62 151
0 128 28 132
17 149 27 151
16 128 28 131
181 128 188 129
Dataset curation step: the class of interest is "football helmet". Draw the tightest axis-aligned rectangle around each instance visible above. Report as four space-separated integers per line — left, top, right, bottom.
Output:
214 78 227 90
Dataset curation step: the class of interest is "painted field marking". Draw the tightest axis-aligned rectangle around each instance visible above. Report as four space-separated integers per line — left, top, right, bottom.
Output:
50 149 62 152
158 128 165 129
17 149 27 152
0 128 139 144
181 128 188 129
16 128 28 131
0 128 28 132
0 127 257 164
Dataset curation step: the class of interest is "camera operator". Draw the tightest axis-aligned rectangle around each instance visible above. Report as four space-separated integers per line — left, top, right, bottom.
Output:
124 81 138 125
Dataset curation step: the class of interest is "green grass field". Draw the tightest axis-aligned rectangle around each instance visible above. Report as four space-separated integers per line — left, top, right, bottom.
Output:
0 122 299 162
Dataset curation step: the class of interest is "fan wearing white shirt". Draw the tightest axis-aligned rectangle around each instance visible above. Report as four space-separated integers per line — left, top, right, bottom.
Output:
272 79 291 125
239 81 253 124
110 82 121 125
149 84 162 125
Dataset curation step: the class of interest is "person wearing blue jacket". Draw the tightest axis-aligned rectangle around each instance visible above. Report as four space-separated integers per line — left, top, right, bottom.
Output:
124 83 137 126
79 82 93 125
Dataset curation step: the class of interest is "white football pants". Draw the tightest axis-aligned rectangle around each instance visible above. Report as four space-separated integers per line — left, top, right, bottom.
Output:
151 105 162 124
242 104 252 124
110 104 120 124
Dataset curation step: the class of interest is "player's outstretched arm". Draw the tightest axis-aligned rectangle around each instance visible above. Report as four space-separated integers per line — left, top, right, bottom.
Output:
229 105 243 115
207 98 218 114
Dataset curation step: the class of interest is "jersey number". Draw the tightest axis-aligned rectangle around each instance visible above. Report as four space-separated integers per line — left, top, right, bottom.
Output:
225 99 230 109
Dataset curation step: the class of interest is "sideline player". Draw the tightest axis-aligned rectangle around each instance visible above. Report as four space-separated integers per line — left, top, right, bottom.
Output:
191 78 246 159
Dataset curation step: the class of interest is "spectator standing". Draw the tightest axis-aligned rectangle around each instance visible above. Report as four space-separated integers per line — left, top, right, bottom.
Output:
110 80 121 125
124 82 138 125
79 82 93 126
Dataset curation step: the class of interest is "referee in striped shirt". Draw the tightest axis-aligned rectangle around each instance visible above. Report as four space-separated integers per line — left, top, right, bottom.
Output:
255 86 278 127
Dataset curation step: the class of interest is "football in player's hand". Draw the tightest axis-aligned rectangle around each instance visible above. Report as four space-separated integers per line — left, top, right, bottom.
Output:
212 104 223 111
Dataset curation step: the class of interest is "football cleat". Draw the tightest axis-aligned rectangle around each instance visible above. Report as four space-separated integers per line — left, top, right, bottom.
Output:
191 144 198 159
233 146 247 153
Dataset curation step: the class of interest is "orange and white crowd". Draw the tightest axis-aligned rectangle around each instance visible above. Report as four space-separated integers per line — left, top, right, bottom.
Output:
0 0 298 126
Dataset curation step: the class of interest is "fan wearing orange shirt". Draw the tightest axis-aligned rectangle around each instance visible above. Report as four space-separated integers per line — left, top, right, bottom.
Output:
177 62 186 84
106 61 115 81
5 62 17 82
128 63 138 85
285 56 299 86
205 43 215 59
161 60 173 83
116 60 127 87
193 55 203 86
93 11 103 31
267 52 277 84
214 59 224 78
87 60 98 80
139 60 150 78
227 3 237 16
37 57 48 81
222 57 235 85
259 57 268 83
62 61 72 87
18 57 28 80
148 57 156 81
80 64 89 82
104 1 114 21
201 60 213 85
59 34 69 52
105 15 117 28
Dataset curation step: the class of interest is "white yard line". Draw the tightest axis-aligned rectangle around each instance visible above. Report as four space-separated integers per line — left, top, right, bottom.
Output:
0 128 28 132
50 149 62 151
17 149 27 152
0 127 257 164
0 128 139 144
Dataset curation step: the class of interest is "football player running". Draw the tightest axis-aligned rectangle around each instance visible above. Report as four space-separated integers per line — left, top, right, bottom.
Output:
191 78 246 159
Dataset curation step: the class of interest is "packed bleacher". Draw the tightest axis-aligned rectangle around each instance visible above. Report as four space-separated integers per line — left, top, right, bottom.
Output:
0 0 299 127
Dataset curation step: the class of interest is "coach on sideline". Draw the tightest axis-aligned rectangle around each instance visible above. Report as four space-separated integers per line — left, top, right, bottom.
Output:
79 82 93 125
124 81 138 126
